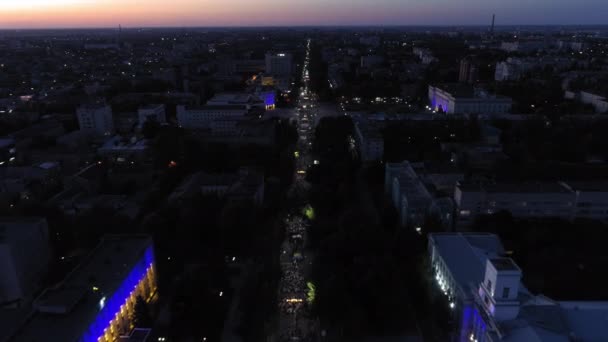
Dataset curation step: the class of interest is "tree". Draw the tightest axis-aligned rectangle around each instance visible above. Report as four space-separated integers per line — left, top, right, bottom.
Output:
142 119 161 139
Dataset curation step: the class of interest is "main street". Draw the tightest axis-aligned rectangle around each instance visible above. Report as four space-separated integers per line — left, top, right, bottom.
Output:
276 38 320 342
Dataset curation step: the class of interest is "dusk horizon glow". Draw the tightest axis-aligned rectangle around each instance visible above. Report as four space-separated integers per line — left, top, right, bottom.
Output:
0 0 606 29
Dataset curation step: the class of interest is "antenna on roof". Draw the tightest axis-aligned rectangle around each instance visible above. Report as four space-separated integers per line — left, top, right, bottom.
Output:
490 14 495 37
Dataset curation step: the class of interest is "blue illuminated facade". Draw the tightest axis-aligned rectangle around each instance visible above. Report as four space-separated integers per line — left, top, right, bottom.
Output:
460 304 487 342
261 91 276 108
80 246 155 342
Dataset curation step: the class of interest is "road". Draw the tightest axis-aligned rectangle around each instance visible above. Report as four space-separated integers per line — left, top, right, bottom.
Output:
275 38 320 342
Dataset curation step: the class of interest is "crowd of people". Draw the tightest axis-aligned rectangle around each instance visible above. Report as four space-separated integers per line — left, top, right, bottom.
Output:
277 215 313 341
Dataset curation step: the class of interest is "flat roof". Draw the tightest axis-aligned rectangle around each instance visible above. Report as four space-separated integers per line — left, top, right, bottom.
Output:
184 104 248 111
0 217 46 225
432 84 475 97
78 103 109 110
0 138 15 148
99 136 148 151
138 104 163 110
491 257 521 272
430 233 504 297
566 181 608 192
431 84 511 100
458 182 572 194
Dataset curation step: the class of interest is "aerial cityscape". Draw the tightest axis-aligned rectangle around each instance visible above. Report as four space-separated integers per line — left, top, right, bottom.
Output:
1 1 608 342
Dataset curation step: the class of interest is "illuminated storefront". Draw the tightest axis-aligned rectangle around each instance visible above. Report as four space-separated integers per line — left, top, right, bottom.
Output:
262 91 276 110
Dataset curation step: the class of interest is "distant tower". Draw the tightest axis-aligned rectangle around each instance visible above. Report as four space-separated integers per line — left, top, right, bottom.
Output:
490 14 496 37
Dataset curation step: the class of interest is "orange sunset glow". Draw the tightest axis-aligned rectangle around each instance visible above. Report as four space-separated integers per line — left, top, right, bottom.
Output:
0 0 604 28
0 0 384 28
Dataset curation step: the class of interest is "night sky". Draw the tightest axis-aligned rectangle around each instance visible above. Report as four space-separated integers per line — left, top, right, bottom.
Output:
0 0 605 28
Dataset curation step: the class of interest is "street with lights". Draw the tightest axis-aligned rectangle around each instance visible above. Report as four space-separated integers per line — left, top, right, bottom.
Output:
276 38 321 342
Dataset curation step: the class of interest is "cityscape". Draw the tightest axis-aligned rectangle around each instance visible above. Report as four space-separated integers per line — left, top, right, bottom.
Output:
1 1 608 342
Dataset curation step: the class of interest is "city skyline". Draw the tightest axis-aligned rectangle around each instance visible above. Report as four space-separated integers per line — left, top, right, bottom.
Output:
0 0 606 29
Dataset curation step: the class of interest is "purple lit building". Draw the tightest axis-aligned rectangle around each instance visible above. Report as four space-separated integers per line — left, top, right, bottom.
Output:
428 84 511 115
2 235 157 342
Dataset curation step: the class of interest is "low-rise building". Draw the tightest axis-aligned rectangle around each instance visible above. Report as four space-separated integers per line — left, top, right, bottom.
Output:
137 104 166 127
496 57 574 81
412 47 437 64
568 182 608 222
0 138 16 166
385 161 434 228
169 168 265 206
353 117 384 162
455 179 608 225
428 232 608 342
429 84 512 115
0 163 61 202
499 40 546 53
578 91 608 113
77 104 114 136
177 105 249 129
206 93 265 109
454 182 578 227
0 218 50 306
360 55 384 69
97 136 150 164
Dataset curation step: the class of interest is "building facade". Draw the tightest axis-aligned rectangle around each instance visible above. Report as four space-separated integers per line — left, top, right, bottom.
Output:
137 104 166 127
579 91 608 113
77 104 114 136
428 85 512 115
459 56 479 84
265 52 293 77
385 161 434 228
353 119 384 162
454 181 608 227
454 182 575 227
176 105 248 129
0 218 51 305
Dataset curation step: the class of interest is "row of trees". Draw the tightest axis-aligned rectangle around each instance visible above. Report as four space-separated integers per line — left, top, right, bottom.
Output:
306 117 446 339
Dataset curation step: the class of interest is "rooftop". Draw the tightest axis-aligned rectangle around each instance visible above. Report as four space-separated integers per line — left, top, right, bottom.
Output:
138 104 163 111
430 233 504 297
0 138 15 148
98 136 148 151
490 257 521 272
458 182 572 194
6 235 153 342
78 103 109 110
566 181 608 192
432 83 475 97
432 84 510 100
183 104 248 111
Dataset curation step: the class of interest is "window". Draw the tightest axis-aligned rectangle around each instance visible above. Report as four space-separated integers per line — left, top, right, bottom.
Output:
487 279 492 291
460 210 471 216
502 287 510 299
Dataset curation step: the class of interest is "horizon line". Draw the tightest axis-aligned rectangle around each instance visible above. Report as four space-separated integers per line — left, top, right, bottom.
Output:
1 23 608 31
